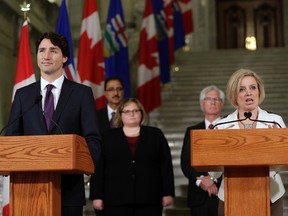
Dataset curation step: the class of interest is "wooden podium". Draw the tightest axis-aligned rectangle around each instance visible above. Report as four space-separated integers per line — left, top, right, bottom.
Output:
0 134 94 216
191 128 288 216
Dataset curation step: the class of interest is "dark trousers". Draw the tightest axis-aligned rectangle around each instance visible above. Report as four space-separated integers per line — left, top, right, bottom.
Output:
189 196 219 216
94 209 104 216
62 206 83 216
104 204 163 216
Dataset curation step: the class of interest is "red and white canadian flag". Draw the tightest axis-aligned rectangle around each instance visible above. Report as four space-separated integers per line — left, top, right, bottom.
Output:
77 0 106 110
12 20 36 100
137 0 161 113
179 0 194 35
3 19 36 216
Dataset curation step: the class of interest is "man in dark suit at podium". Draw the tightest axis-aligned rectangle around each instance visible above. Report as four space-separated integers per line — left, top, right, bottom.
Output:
181 85 225 216
5 32 101 216
89 76 124 216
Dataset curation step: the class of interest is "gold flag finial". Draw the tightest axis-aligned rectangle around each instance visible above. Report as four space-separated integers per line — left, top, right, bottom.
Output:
20 1 31 20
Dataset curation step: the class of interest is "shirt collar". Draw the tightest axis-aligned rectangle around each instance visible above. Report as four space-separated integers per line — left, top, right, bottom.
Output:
41 75 64 91
107 105 117 115
205 117 221 129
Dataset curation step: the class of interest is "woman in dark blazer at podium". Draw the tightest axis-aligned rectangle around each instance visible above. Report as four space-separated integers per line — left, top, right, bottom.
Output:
215 68 286 216
91 98 175 216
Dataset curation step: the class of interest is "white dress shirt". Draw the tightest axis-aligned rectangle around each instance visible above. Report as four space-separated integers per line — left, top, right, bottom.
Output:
41 75 64 110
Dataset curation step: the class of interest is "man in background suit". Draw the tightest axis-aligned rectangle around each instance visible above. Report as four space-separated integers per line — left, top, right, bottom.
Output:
89 76 125 215
95 77 125 134
5 32 101 216
181 85 225 216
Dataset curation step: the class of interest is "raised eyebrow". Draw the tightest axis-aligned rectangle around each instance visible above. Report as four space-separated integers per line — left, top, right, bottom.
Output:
38 47 46 51
249 84 257 88
50 47 60 52
38 47 59 52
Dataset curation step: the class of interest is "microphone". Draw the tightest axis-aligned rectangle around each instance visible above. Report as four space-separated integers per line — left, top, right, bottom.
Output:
212 117 246 129
0 95 43 135
244 112 282 128
40 109 64 134
244 112 252 119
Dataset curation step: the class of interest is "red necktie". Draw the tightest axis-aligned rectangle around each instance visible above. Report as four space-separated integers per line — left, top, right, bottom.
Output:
208 124 214 129
44 84 54 129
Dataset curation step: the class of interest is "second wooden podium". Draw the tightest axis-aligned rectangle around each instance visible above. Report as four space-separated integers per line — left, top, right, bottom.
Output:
191 128 288 216
0 134 94 216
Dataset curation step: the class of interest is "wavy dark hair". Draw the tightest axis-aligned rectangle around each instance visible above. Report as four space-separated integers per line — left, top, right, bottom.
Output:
35 32 70 66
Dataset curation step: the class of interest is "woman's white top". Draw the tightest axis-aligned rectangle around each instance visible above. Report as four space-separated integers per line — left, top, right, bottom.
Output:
214 107 286 203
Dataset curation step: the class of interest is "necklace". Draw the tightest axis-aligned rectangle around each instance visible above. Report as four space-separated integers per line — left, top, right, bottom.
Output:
239 121 254 129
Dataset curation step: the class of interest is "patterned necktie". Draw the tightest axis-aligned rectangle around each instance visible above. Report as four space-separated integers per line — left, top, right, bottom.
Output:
44 84 54 129
110 112 116 128
208 124 214 129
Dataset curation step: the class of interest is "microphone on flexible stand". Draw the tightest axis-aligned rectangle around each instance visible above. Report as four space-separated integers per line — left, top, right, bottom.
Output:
244 112 252 119
0 95 43 135
40 110 64 134
212 117 247 129
244 112 282 128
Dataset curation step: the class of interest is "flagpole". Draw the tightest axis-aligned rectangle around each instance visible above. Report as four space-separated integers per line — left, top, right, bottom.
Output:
2 3 34 216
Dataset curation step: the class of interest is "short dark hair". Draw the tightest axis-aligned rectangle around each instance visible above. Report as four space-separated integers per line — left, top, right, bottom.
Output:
104 77 124 90
35 32 70 66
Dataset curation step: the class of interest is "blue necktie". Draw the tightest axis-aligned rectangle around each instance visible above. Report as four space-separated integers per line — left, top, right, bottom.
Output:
44 84 54 129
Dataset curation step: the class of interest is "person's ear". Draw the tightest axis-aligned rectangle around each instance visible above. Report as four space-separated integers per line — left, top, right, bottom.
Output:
63 56 68 64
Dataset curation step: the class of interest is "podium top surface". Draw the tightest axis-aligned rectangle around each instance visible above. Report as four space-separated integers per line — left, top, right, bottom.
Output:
191 128 288 171
0 134 94 174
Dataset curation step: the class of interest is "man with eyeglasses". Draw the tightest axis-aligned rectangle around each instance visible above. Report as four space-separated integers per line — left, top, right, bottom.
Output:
89 76 125 216
181 85 225 216
97 77 125 133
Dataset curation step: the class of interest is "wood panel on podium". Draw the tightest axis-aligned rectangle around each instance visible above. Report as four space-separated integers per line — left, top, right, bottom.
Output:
191 128 288 216
0 134 94 216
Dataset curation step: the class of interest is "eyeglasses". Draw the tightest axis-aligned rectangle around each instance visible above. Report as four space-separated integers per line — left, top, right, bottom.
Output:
105 87 123 92
121 109 142 115
203 97 223 103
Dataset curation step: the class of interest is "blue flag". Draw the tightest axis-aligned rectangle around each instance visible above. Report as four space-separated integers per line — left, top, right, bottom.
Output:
104 0 130 97
173 1 185 50
152 0 171 84
56 0 78 81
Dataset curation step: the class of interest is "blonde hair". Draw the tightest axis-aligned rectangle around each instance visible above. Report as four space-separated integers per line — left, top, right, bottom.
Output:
226 68 265 108
114 98 148 127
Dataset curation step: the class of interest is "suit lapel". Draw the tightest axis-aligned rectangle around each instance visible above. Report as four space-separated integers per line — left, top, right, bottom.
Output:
32 81 48 132
50 78 74 131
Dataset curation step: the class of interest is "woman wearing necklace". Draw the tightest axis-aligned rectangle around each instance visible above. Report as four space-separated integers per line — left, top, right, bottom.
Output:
92 97 175 216
215 69 286 216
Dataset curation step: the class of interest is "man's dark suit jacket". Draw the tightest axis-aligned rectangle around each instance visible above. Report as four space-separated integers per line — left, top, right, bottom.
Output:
89 107 110 201
96 107 110 134
5 78 101 206
90 126 175 205
181 121 221 208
